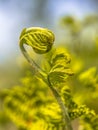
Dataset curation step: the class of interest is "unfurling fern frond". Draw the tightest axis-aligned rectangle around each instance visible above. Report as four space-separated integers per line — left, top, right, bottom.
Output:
18 27 74 130
19 27 55 54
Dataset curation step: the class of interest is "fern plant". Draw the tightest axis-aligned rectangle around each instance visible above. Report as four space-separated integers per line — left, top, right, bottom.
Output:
0 27 98 130
19 27 73 130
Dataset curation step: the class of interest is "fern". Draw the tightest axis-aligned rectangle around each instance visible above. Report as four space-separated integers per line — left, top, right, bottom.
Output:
0 27 98 130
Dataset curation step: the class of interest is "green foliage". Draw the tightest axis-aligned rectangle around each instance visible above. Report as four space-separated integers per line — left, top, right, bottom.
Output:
2 73 98 130
3 75 53 130
48 47 74 86
0 16 98 130
79 67 98 90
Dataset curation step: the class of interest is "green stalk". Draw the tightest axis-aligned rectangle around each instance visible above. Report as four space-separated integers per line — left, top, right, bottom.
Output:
19 41 46 75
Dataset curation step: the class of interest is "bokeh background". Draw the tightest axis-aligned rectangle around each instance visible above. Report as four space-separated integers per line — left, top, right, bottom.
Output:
0 0 98 87
0 0 98 85
0 0 98 130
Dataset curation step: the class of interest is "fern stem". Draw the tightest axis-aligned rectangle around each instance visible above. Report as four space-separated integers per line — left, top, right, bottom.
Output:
47 76 73 130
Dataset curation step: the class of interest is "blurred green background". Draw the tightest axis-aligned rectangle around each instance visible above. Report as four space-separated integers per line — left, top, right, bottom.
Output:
0 0 98 61
0 0 98 130
0 0 98 88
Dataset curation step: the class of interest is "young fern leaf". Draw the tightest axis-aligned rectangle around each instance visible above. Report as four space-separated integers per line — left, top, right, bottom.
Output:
48 48 74 86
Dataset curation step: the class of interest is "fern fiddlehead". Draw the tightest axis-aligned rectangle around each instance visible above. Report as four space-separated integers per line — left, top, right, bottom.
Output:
19 27 73 130
19 27 54 74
